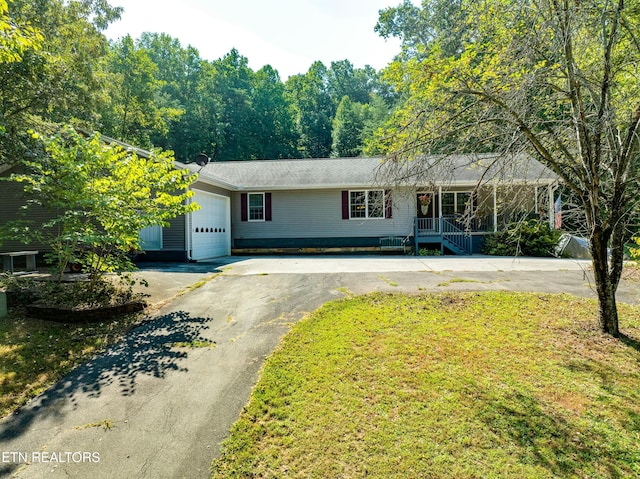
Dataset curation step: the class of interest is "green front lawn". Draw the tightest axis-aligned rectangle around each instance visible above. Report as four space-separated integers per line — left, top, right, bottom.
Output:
211 292 640 478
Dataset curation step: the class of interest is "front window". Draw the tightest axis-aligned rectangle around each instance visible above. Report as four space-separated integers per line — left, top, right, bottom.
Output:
442 192 455 215
442 191 473 216
456 192 472 215
350 190 384 219
248 193 264 221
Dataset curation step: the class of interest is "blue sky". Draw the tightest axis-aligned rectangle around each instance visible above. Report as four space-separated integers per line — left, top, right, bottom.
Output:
105 0 416 79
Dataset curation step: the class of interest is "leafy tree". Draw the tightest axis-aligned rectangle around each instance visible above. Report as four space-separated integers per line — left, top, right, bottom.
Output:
99 35 182 148
327 60 371 105
331 96 366 157
285 61 334 158
3 126 198 285
375 0 466 59
210 49 259 160
137 32 222 162
0 0 42 161
251 65 298 159
286 60 391 158
0 0 121 163
374 0 640 336
362 94 393 155
137 32 195 151
0 0 42 64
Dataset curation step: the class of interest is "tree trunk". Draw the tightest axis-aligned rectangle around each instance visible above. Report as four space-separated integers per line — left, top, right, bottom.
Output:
590 227 619 337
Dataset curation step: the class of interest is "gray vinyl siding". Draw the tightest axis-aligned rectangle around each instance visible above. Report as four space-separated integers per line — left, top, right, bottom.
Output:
0 172 56 253
161 215 186 251
232 188 416 241
1 168 191 254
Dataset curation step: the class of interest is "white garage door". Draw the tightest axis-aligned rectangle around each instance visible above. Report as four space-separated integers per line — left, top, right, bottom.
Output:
190 190 231 260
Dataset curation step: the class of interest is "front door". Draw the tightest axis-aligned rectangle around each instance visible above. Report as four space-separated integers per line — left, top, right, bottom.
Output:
417 192 438 218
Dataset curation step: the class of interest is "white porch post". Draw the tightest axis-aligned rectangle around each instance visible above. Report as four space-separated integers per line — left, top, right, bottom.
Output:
548 184 555 229
534 186 539 214
438 186 443 229
493 184 498 233
438 186 443 254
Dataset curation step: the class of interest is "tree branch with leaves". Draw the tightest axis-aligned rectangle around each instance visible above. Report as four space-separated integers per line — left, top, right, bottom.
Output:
372 0 640 336
3 126 199 287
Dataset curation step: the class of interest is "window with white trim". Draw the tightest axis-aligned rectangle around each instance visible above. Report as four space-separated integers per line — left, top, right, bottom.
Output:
350 190 384 219
248 192 265 221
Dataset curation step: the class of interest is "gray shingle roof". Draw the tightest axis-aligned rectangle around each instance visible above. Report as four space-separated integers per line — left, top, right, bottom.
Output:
181 154 557 191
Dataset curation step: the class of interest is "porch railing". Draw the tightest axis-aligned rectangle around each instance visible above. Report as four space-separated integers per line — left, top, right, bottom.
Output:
415 215 494 235
441 217 472 254
415 217 439 234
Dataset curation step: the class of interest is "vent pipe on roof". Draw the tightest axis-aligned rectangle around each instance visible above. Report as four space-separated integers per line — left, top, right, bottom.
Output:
194 153 210 166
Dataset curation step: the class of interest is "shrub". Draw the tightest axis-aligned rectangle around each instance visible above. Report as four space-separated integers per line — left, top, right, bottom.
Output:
630 237 640 261
482 219 561 257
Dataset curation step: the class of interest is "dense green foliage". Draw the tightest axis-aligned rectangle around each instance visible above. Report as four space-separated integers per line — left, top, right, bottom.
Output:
482 220 562 257
212 292 640 478
0 1 396 164
0 0 42 64
0 0 121 162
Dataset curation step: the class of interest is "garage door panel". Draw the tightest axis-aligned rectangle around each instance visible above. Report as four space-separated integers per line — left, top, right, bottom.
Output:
191 191 230 260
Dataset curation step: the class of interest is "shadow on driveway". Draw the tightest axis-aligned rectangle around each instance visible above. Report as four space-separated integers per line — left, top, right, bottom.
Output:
134 257 245 274
0 309 213 474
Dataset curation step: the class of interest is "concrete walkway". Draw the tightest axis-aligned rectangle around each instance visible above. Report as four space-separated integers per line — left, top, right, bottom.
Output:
210 255 595 274
0 256 637 478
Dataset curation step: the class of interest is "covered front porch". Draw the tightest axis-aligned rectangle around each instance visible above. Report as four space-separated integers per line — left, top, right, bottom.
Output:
412 183 558 255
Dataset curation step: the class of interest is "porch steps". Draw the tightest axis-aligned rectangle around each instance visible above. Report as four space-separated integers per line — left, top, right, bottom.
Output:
441 217 472 255
414 217 473 255
441 236 470 255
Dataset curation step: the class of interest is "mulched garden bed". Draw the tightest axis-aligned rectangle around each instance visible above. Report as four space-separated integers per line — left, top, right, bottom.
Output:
3 272 148 322
25 300 146 322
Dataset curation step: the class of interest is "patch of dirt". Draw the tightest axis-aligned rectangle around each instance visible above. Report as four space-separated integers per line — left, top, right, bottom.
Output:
438 293 473 309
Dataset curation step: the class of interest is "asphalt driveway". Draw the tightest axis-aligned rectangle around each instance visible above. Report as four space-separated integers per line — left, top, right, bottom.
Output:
1 256 638 478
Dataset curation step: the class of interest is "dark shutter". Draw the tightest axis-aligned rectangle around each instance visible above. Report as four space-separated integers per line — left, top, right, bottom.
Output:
385 190 393 219
342 191 349 219
241 193 248 221
265 192 272 221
